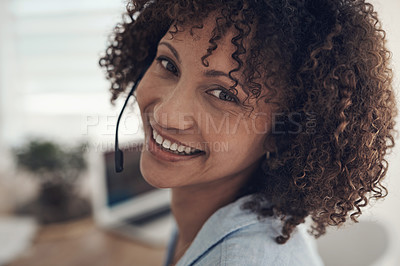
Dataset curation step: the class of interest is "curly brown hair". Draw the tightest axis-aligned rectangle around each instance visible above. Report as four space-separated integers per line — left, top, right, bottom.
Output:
99 0 397 244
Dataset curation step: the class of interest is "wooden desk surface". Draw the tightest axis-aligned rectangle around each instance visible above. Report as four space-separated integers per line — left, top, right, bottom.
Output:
8 218 166 266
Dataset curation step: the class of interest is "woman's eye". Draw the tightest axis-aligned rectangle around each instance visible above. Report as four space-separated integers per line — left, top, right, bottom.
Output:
156 57 178 76
207 88 238 103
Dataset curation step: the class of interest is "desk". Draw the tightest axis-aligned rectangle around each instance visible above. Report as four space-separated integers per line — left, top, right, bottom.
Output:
8 218 166 266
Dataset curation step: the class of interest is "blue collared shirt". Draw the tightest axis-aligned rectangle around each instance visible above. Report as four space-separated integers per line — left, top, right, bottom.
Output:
164 195 324 266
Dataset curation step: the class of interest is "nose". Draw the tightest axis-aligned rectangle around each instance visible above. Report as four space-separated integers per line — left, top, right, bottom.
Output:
153 82 196 132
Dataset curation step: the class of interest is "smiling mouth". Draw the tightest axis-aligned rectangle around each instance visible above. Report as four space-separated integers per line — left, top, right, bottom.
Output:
151 128 204 156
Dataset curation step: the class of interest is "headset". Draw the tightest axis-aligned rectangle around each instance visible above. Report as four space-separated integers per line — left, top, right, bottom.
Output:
114 67 149 173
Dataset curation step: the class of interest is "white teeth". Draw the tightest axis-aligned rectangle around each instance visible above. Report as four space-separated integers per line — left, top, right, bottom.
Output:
151 127 201 155
184 147 191 154
162 139 171 149
170 143 178 151
155 135 163 145
177 145 185 153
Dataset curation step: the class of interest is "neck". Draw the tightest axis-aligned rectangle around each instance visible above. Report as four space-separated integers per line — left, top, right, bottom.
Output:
169 157 264 265
170 171 252 264
171 183 238 243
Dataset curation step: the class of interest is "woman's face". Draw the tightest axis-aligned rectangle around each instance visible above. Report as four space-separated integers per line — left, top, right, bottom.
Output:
136 19 272 190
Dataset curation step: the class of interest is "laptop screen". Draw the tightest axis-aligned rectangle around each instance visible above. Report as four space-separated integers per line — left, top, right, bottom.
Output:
103 144 155 207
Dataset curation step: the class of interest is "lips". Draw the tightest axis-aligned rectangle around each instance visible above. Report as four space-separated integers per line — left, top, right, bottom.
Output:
146 134 204 164
145 121 206 162
152 128 203 155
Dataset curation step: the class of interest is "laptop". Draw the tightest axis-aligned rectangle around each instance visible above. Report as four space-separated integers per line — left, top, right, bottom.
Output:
89 140 174 247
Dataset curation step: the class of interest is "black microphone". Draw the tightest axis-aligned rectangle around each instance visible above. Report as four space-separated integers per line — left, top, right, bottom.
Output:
115 70 146 173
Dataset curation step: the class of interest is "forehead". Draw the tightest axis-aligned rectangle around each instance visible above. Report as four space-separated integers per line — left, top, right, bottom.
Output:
159 16 239 66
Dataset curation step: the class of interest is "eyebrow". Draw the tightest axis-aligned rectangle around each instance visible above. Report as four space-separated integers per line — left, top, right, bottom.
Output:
158 41 243 88
204 69 230 79
158 42 181 64
205 69 246 90
158 42 231 79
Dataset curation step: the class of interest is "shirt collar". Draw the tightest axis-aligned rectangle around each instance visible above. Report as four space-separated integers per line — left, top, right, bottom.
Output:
176 195 260 266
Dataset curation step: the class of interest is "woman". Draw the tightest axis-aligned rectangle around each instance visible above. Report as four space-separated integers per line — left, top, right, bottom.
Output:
100 0 397 265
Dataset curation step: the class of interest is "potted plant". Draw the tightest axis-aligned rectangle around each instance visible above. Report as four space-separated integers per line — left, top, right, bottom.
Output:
14 139 90 224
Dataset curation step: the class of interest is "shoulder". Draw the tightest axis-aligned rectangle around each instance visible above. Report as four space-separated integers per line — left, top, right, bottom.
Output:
218 220 323 266
176 195 324 266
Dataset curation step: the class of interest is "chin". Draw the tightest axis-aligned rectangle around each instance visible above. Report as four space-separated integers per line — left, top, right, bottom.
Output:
140 156 175 189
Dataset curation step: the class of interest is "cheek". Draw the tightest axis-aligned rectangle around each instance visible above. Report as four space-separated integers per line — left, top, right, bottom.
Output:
234 119 268 154
135 77 155 114
135 61 159 101
252 112 272 135
208 122 266 161
134 85 144 110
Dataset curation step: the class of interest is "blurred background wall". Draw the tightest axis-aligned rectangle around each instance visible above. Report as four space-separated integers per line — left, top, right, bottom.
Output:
0 0 143 212
0 0 141 147
0 0 399 261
